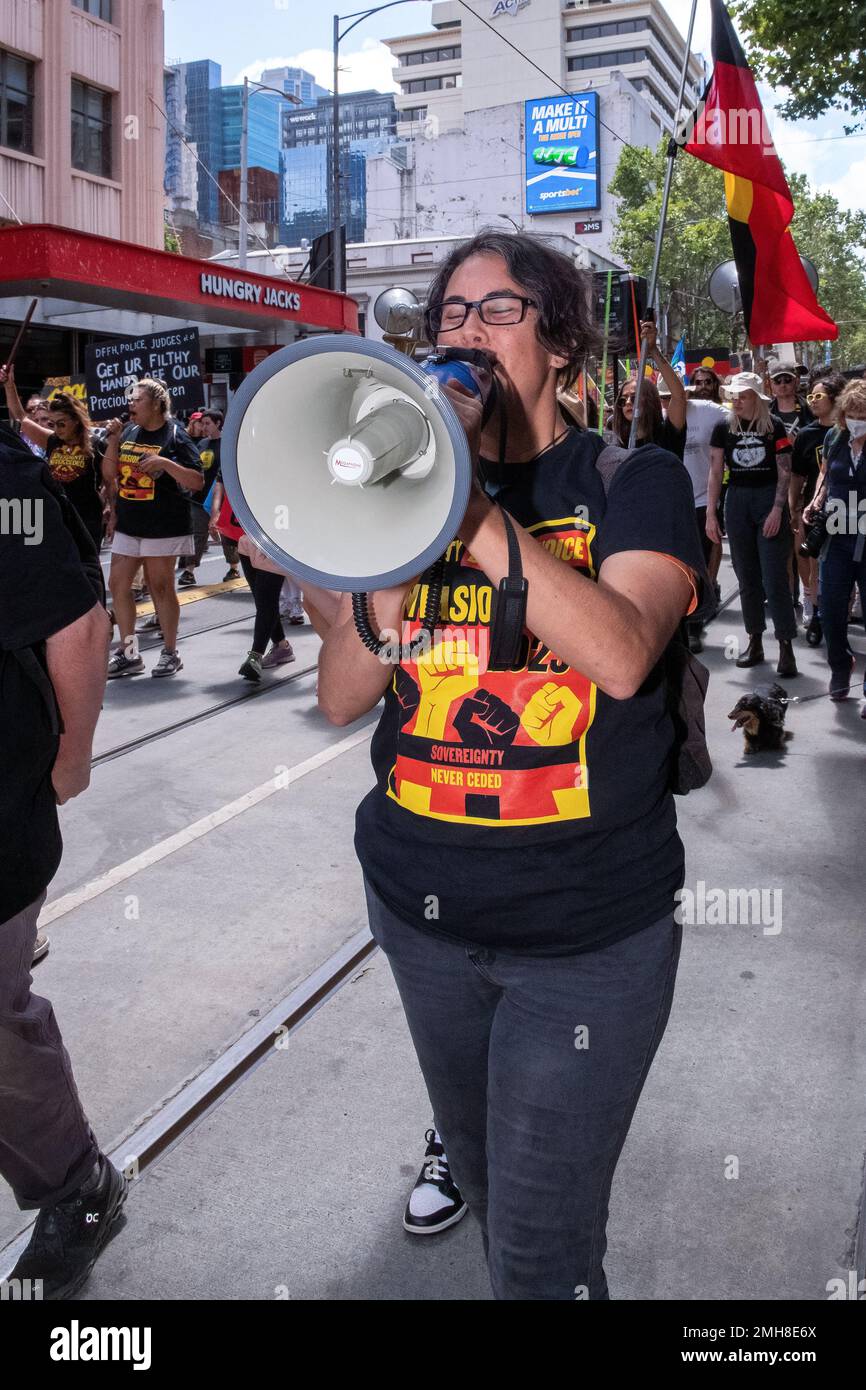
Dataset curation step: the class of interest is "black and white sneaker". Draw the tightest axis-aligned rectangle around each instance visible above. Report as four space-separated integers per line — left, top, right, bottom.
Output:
107 650 145 679
403 1128 467 1235
151 647 183 677
7 1154 127 1300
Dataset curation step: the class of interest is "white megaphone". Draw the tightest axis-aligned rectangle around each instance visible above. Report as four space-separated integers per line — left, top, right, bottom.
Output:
220 335 476 593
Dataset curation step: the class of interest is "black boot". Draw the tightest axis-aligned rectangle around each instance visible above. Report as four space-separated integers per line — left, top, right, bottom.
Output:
776 639 798 678
736 635 765 668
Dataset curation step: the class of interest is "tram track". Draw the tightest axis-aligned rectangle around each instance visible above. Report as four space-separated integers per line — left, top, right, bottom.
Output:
95 585 741 771
0 925 378 1277
92 660 319 768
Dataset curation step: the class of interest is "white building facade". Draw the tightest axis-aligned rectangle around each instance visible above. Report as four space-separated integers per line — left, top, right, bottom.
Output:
367 0 705 266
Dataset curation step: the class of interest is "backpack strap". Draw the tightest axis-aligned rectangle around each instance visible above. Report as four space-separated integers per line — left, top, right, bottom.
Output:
595 442 633 496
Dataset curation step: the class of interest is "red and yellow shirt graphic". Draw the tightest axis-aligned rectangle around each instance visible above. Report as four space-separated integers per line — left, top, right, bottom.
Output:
386 516 598 827
117 440 159 502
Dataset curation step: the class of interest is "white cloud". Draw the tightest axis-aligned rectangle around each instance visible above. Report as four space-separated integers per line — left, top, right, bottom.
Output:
232 38 398 95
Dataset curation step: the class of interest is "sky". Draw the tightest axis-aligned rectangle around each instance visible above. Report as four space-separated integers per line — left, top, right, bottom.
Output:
163 0 864 216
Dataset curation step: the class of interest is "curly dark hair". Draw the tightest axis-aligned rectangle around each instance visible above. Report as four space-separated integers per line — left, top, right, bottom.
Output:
806 368 847 401
424 229 602 391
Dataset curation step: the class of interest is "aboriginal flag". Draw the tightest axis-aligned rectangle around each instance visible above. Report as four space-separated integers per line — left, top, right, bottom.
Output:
685 0 837 345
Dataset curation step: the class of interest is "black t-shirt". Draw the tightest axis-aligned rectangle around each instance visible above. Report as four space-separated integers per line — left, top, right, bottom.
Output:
45 432 105 540
608 418 687 460
115 421 203 539
710 416 791 488
196 436 221 503
774 401 812 439
792 421 830 508
354 430 705 956
0 447 102 924
656 417 687 460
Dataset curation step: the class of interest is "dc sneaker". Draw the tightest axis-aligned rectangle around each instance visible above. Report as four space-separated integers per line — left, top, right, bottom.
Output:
403 1128 467 1235
7 1154 127 1300
238 651 263 682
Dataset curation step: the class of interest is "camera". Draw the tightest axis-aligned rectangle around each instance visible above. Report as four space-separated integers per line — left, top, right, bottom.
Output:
799 508 829 558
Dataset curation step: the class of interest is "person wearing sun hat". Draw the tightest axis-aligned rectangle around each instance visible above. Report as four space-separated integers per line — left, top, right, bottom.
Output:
706 372 798 676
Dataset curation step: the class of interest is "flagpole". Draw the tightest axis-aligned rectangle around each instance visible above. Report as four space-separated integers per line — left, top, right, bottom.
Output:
628 0 700 448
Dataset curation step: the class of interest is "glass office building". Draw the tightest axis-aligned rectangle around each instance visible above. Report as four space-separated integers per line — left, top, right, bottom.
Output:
177 59 222 225
261 66 330 109
280 91 398 244
217 85 282 174
280 136 399 245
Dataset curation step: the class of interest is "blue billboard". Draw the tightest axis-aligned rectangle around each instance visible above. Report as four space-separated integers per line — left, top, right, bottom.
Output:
525 92 600 215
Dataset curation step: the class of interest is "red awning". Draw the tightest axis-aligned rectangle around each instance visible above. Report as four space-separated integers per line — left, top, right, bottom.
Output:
0 224 358 335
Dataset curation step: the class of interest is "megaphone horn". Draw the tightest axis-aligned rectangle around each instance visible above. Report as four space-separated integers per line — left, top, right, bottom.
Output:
220 336 474 596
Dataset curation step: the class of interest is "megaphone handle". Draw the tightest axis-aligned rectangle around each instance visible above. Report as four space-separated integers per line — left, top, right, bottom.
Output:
352 557 445 661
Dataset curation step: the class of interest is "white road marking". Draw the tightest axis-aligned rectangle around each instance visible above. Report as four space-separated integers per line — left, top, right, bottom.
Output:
40 725 374 926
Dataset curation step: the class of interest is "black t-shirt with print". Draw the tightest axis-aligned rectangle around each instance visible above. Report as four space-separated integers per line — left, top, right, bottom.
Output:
0 443 103 924
354 429 705 957
115 421 203 539
195 436 221 504
774 401 812 440
710 415 791 488
45 432 105 542
792 421 830 509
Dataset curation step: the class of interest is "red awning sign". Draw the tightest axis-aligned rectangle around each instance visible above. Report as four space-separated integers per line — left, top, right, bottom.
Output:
0 224 358 335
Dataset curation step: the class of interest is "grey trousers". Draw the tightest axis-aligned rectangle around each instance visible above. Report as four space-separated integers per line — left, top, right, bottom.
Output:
0 894 99 1209
725 484 797 641
365 880 682 1300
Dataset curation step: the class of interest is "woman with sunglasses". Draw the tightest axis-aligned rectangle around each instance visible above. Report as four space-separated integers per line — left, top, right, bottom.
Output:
319 230 705 1300
791 372 847 646
608 320 687 458
0 366 108 553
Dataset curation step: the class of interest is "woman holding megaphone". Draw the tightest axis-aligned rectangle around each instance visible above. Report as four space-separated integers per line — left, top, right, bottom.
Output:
317 230 706 1301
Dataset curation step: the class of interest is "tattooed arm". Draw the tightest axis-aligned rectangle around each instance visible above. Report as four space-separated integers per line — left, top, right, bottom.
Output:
763 441 793 539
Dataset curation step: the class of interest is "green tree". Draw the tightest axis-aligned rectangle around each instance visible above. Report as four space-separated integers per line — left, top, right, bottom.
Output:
730 1 866 128
609 141 866 365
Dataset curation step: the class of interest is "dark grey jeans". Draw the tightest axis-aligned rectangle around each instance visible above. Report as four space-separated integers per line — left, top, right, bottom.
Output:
725 483 797 640
0 894 99 1209
365 880 682 1300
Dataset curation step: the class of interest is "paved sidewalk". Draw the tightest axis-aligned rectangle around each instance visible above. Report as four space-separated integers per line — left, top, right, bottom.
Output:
71 581 866 1301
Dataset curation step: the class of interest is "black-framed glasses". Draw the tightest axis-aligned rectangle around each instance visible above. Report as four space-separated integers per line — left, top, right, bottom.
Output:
773 374 796 385
427 293 536 335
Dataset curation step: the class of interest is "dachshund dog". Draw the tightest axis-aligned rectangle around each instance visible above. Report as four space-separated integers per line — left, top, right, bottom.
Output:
728 684 792 755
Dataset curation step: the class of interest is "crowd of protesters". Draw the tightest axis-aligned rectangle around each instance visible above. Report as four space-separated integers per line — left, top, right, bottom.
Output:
594 343 866 703
1 245 865 1306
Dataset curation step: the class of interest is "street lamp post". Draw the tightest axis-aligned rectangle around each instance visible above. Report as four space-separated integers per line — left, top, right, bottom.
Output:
331 2 423 295
238 78 302 272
